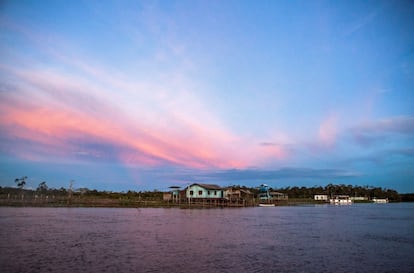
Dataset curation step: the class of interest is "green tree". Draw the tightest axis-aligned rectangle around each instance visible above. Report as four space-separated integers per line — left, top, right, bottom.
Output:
15 176 27 189
15 176 27 201
37 181 48 192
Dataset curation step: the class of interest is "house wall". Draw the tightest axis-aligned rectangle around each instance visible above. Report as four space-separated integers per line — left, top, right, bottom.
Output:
314 195 328 200
224 189 240 199
163 192 172 201
186 185 223 199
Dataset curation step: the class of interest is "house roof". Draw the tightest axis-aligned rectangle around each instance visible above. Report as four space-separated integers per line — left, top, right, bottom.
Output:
225 188 253 195
189 183 222 190
240 189 253 194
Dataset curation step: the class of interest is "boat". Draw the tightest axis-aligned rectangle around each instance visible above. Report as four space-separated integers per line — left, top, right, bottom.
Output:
372 198 389 203
330 195 352 205
259 203 275 207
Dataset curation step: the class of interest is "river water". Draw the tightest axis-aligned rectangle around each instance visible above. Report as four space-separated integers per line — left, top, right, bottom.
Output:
0 203 413 273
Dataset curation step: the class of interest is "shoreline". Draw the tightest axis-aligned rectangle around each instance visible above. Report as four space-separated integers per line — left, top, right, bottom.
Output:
0 199 403 209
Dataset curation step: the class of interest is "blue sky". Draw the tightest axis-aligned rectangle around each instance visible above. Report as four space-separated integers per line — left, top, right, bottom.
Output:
0 0 413 192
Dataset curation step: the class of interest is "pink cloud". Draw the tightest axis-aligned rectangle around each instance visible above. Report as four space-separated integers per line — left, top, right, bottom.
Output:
318 115 338 148
0 90 264 169
0 26 291 170
0 89 291 170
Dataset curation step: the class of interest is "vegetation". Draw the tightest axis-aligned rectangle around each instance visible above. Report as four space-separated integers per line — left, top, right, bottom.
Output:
273 184 401 201
229 183 401 201
36 181 48 192
15 176 27 189
0 178 165 207
0 177 410 207
400 193 414 202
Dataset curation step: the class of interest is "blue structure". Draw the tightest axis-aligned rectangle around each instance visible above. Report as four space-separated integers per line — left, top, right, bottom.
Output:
258 184 271 201
258 184 288 202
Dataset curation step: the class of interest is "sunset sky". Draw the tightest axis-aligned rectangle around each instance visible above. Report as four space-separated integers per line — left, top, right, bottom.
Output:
1 0 413 192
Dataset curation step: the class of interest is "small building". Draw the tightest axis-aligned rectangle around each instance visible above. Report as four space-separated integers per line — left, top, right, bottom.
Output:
314 194 328 201
258 184 288 202
170 186 182 202
224 188 254 201
372 197 388 203
269 191 288 200
330 195 352 204
164 186 185 202
186 183 223 199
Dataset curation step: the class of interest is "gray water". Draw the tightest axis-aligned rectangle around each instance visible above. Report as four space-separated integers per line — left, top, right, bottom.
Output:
0 203 413 273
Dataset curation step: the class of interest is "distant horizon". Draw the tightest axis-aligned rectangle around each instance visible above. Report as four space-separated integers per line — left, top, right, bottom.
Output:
1 1 413 193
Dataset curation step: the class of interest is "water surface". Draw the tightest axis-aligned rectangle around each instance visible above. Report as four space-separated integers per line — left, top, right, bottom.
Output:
1 203 413 272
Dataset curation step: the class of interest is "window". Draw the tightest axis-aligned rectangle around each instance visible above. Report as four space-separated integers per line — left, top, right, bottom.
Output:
198 190 203 195
208 191 210 195
214 191 217 195
190 190 194 196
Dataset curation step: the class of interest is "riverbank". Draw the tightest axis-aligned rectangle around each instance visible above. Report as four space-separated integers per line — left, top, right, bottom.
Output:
2 185 409 208
0 197 403 208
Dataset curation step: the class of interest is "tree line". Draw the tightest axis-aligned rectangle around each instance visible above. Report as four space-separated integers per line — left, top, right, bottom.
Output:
222 183 403 201
272 184 401 201
0 177 410 202
0 177 163 201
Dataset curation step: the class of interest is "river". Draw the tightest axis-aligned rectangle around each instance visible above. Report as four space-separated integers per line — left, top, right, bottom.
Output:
1 203 413 273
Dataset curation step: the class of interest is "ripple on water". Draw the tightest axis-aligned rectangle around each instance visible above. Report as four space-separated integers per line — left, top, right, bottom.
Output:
0 205 413 273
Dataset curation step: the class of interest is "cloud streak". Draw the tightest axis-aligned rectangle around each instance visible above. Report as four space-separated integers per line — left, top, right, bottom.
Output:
349 116 414 146
167 167 362 183
0 36 289 169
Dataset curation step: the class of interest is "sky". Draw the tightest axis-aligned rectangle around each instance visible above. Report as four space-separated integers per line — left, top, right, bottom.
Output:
0 0 413 193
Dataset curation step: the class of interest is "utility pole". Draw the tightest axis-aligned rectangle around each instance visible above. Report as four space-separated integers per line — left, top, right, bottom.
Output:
68 180 74 205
